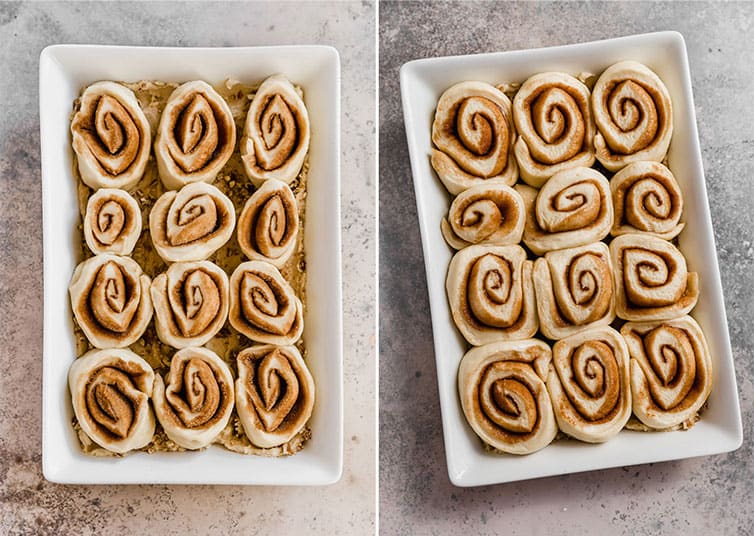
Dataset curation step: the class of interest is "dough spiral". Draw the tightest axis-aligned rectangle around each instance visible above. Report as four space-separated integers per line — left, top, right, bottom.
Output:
83 188 142 256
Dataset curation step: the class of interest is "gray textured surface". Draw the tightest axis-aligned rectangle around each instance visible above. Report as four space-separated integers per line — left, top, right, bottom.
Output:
0 2 375 534
379 2 753 534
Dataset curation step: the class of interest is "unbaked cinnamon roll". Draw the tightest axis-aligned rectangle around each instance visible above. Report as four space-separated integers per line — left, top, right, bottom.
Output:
611 161 684 239
150 261 229 349
229 260 304 345
69 254 153 348
517 166 613 255
458 339 557 455
592 61 673 171
237 179 299 266
441 183 524 250
235 344 315 448
149 182 236 263
83 188 142 255
533 242 615 340
546 326 631 442
154 81 236 190
71 81 151 192
610 234 699 321
512 72 595 187
431 81 518 194
152 347 235 449
241 74 310 187
446 245 538 346
621 316 712 429
68 348 155 453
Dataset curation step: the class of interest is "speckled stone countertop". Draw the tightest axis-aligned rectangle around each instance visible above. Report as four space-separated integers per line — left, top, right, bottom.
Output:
0 2 375 534
380 2 753 535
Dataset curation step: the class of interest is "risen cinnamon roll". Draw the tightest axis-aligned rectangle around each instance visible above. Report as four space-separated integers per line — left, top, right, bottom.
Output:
241 75 310 186
152 347 235 449
235 344 315 448
610 234 699 321
431 81 518 194
150 261 229 349
155 81 236 190
441 183 524 250
237 179 299 266
458 339 557 455
83 188 142 255
69 254 153 348
68 348 155 453
512 72 595 187
517 167 613 255
149 182 236 263
229 261 304 345
621 316 712 429
71 81 151 191
533 242 615 340
546 327 631 442
592 61 673 171
611 161 684 239
446 245 538 346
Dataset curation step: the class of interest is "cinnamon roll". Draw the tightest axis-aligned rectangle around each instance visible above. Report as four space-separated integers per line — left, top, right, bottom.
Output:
68 348 155 453
71 81 151 191
237 178 299 267
152 347 235 449
235 344 315 448
611 161 684 239
150 261 229 349
610 234 699 321
431 81 518 194
149 182 236 263
229 260 304 345
592 61 673 171
621 316 713 429
533 242 615 340
69 254 153 349
458 339 557 455
441 183 525 250
83 188 142 255
241 74 310 187
512 72 595 187
154 81 236 190
517 167 613 255
446 245 538 346
546 326 631 442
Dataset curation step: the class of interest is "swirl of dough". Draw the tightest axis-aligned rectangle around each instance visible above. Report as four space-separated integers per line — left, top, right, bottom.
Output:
517 167 613 255
83 188 142 255
154 81 236 190
546 327 631 442
458 339 556 455
235 344 315 448
610 234 699 321
241 74 310 187
237 178 299 267
441 183 525 250
621 316 712 429
68 348 155 453
533 242 616 340
229 260 304 345
431 81 518 194
71 81 151 191
512 72 595 187
611 161 684 239
152 347 235 449
69 254 153 349
149 182 236 263
446 245 538 346
592 61 673 171
150 261 229 349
